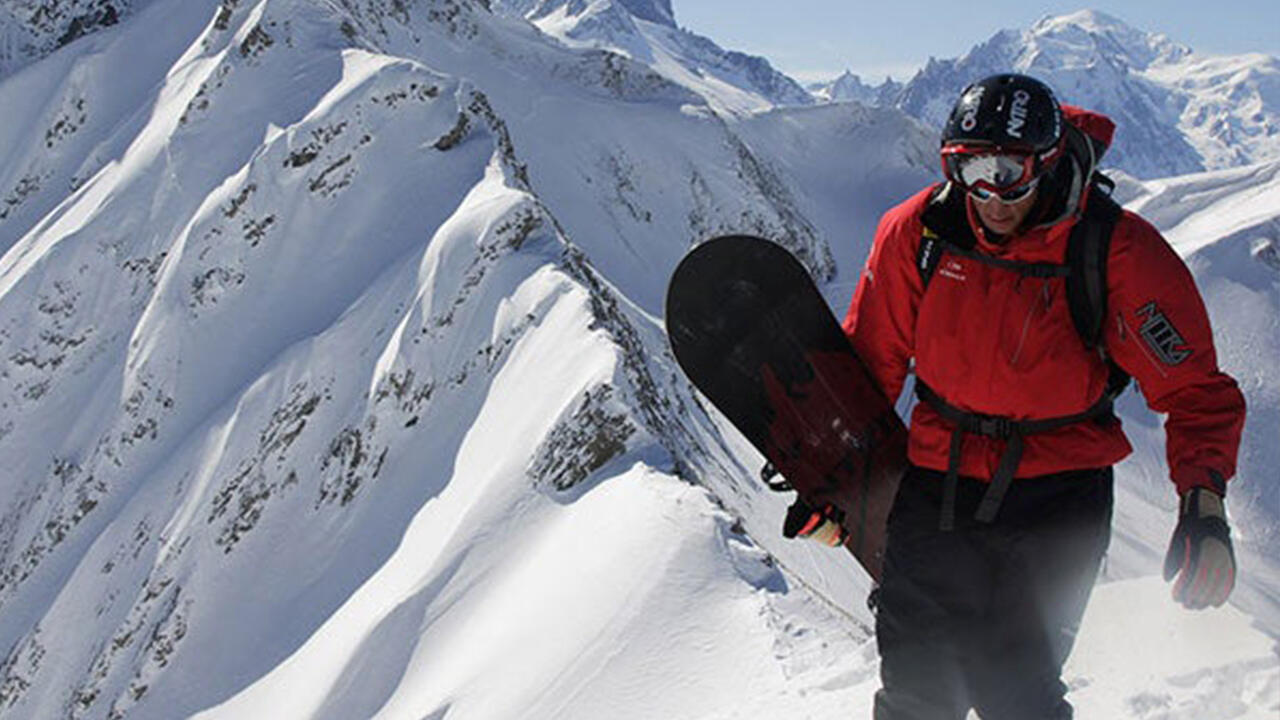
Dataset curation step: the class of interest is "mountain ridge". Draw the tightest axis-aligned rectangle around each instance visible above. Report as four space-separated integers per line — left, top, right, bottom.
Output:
491 0 813 112
0 1 1275 717
810 9 1280 179
0 2 935 714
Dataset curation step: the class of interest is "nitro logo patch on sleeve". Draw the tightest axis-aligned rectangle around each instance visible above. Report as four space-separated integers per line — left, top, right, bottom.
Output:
1138 302 1192 365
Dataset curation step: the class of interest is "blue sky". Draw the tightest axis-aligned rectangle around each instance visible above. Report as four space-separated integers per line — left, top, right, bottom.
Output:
674 1 1280 83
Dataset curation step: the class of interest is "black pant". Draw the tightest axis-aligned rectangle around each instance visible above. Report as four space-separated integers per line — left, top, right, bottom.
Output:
873 465 1113 720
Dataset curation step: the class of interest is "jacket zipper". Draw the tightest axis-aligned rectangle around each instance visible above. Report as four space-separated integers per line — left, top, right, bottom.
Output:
1009 280 1052 367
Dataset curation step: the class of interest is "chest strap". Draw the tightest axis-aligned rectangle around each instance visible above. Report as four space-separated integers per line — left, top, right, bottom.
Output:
924 236 1074 281
915 380 1116 530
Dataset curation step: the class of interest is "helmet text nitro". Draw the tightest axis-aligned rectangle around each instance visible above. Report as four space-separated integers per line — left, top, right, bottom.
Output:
1007 89 1031 139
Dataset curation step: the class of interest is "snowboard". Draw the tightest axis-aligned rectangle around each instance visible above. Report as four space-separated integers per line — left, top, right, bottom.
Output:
666 235 907 581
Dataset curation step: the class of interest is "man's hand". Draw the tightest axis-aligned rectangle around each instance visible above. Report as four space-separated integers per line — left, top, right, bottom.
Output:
1163 487 1236 609
783 499 847 547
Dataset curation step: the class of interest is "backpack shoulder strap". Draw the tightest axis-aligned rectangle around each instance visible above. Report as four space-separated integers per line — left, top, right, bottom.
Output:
918 227 945 289
1065 182 1123 349
917 183 972 290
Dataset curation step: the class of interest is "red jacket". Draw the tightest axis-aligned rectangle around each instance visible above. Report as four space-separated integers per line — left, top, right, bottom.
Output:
841 111 1245 495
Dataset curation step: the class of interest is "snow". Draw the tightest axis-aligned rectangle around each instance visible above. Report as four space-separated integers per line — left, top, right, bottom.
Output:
506 0 812 115
831 8 1280 180
0 1 1276 719
1067 579 1280 719
1123 160 1280 257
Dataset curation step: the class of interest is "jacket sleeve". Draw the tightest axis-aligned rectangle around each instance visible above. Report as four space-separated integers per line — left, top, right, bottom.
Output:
1103 212 1246 496
841 200 925 404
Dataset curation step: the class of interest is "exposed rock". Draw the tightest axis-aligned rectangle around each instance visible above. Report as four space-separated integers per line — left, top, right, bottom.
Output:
530 385 637 491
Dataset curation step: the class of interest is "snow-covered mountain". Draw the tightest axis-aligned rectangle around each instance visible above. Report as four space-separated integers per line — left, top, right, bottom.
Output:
490 0 814 113
495 0 675 27
0 1 1276 718
807 70 902 106
1103 160 1280 637
0 0 138 78
830 9 1280 180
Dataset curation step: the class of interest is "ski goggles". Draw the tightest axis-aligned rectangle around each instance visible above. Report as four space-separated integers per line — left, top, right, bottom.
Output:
941 143 1060 200
968 176 1040 204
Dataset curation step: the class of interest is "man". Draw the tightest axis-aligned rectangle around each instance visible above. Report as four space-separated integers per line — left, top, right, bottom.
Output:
839 74 1246 719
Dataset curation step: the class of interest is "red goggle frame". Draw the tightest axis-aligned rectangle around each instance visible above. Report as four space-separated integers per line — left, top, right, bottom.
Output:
940 141 1064 196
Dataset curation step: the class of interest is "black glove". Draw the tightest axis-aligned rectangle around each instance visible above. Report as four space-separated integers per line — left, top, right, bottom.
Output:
782 498 847 547
1163 487 1236 609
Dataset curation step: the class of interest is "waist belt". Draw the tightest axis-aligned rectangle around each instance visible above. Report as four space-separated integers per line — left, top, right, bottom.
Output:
915 380 1116 530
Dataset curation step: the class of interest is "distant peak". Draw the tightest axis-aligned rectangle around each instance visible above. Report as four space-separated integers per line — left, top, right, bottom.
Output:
1022 8 1190 70
1032 8 1133 34
616 0 674 26
509 0 674 27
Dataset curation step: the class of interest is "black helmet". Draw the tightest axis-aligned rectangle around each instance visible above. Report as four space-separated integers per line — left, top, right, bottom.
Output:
940 73 1068 200
941 73 1063 153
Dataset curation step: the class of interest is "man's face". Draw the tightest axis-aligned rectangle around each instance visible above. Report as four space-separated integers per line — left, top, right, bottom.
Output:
971 186 1038 237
